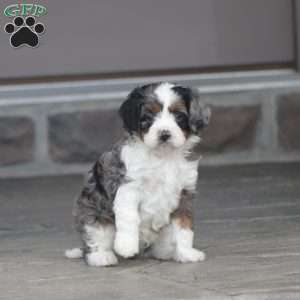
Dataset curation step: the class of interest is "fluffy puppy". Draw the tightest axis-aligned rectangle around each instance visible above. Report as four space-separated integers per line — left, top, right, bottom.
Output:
65 82 211 266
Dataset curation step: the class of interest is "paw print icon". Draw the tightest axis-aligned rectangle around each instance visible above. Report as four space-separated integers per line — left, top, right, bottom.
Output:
4 16 45 48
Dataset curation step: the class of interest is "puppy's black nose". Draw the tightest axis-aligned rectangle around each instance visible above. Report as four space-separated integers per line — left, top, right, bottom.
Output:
159 130 171 142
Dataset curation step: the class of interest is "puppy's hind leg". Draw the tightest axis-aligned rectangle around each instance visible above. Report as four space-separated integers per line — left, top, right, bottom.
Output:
150 218 205 263
171 217 206 263
149 224 175 260
83 223 118 267
151 189 205 263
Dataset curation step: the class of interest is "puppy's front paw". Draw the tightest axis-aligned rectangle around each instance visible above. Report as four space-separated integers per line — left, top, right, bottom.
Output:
86 251 118 267
114 232 139 258
174 247 206 263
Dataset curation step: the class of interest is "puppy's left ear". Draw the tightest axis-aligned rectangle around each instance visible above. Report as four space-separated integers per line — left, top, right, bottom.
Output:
188 89 211 134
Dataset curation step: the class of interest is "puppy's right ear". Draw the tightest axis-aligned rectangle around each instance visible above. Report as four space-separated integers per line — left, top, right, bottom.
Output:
189 89 211 134
172 85 211 135
119 87 144 134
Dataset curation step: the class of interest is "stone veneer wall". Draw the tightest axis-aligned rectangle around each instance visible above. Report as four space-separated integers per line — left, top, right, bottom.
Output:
1 72 300 177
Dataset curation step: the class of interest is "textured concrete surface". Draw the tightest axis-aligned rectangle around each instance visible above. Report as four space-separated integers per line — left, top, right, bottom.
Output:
48 109 123 163
1 163 300 299
199 105 261 153
278 94 300 150
0 116 34 166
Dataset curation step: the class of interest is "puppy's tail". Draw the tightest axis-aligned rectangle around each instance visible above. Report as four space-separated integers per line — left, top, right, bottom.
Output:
65 247 84 259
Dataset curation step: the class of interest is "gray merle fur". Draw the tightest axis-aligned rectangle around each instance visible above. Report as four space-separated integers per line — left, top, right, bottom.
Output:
73 140 127 234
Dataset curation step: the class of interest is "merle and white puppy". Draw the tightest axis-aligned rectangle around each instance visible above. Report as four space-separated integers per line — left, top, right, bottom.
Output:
65 82 211 267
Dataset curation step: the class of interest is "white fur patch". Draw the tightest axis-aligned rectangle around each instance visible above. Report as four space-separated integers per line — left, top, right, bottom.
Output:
85 224 115 251
116 139 199 254
86 250 118 267
113 183 140 258
83 224 118 267
172 221 206 263
143 111 186 149
151 220 205 263
65 248 83 259
154 82 177 107
150 224 175 260
174 247 206 263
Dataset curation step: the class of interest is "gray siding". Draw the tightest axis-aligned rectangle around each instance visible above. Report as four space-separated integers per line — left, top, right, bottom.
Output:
0 0 295 79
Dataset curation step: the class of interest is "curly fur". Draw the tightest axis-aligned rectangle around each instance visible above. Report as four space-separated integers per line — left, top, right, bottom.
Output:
65 82 210 266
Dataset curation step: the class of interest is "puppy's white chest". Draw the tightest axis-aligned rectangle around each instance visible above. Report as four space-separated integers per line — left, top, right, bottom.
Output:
138 161 182 246
122 143 198 191
140 160 182 214
121 143 199 246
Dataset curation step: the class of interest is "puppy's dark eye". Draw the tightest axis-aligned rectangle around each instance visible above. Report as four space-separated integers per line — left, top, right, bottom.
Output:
174 112 189 130
140 114 153 130
141 115 153 122
175 112 188 123
175 112 186 122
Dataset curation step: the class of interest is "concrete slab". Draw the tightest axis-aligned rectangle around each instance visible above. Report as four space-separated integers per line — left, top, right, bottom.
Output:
1 163 300 299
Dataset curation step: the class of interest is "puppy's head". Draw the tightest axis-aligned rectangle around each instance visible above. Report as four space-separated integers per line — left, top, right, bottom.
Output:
119 82 211 149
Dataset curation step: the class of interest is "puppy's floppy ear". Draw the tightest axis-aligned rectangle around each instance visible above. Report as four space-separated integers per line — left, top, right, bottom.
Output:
119 87 144 134
172 86 211 134
188 88 211 134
